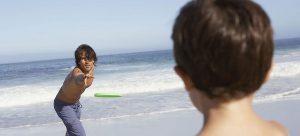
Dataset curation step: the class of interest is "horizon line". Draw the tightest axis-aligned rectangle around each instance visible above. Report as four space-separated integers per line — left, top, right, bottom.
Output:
0 49 173 65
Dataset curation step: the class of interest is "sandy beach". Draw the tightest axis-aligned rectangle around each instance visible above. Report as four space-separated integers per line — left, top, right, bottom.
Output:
1 99 299 136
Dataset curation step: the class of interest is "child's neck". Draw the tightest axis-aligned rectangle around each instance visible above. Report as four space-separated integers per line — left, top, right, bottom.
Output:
204 96 254 117
201 95 262 130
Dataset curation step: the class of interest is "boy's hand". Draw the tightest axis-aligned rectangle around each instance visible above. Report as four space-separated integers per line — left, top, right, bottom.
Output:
84 74 94 79
89 63 95 74
83 73 94 87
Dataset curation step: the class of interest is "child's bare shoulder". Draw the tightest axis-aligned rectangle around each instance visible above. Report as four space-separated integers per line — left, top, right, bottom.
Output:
268 120 289 136
72 67 83 76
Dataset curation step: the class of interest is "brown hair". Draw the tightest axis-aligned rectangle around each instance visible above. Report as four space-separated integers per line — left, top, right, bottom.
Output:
75 44 98 67
172 0 274 100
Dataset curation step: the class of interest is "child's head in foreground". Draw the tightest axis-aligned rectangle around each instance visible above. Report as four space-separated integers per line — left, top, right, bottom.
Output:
75 44 98 72
172 0 273 102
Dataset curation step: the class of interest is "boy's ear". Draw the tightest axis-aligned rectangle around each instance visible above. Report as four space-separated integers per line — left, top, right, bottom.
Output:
264 61 273 83
174 66 194 91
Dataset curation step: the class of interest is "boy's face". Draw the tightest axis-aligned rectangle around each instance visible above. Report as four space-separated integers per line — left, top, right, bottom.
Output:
78 52 94 73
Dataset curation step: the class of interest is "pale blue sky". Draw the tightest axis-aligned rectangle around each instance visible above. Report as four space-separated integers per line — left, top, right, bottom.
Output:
0 0 300 64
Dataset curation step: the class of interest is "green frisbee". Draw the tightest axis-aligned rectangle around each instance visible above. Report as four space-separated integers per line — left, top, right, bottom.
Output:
94 92 122 98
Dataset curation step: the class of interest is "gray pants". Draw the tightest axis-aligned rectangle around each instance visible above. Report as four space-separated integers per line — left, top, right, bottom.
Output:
54 99 86 136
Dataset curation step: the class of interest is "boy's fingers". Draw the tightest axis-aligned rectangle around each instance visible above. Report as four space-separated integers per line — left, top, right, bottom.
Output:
88 75 95 78
84 77 87 86
85 74 94 78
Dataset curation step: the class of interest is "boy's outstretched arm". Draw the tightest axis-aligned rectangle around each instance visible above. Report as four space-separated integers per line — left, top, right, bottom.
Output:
85 64 95 86
73 69 85 87
73 68 94 87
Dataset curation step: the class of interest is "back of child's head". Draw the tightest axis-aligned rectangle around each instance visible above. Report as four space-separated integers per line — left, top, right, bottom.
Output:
172 0 274 100
75 44 98 67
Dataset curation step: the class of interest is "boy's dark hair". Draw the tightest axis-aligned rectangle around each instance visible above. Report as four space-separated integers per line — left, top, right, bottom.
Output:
172 0 273 100
75 44 98 67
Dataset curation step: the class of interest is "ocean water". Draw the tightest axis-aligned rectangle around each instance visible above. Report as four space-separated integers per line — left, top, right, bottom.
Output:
1 43 300 129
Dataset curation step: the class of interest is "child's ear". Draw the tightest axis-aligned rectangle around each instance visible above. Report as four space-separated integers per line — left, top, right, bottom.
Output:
174 66 195 92
264 61 273 83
